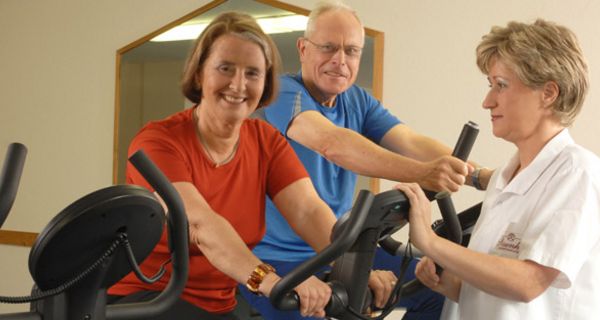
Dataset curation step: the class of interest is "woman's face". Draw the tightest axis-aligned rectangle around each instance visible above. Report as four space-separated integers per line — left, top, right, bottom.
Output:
197 33 267 123
482 59 554 145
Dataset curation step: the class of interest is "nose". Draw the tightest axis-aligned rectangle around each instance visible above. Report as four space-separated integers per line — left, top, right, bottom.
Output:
482 89 496 110
330 47 346 66
229 70 245 91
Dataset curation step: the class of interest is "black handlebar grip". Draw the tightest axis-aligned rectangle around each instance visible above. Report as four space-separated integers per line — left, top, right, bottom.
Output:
435 192 462 245
0 143 27 229
452 121 479 161
424 121 479 200
276 292 300 310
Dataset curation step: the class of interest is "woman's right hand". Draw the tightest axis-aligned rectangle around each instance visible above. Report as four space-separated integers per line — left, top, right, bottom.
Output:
294 275 332 318
415 256 462 301
261 273 331 318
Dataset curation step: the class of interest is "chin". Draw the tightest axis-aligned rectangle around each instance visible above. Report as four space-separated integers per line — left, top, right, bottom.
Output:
493 130 513 143
325 83 349 95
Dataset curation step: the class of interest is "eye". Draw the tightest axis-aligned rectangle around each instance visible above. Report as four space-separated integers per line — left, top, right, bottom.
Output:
217 64 234 75
320 44 336 53
345 47 362 57
245 69 263 79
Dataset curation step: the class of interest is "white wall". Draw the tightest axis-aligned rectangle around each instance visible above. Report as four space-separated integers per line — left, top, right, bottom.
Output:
1 0 599 314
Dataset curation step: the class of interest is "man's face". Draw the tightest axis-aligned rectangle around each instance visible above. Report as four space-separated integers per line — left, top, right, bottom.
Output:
298 10 365 106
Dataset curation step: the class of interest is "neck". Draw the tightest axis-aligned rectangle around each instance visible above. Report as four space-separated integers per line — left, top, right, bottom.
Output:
515 124 564 173
194 106 240 166
302 77 336 107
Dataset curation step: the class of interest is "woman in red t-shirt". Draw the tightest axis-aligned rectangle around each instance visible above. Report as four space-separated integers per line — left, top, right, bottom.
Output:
108 12 338 319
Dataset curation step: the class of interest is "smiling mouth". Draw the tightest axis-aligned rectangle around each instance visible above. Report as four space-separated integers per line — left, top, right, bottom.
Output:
222 94 246 104
324 71 347 78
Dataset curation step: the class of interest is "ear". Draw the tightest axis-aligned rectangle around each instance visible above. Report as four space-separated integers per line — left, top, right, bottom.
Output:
297 37 307 62
541 81 559 108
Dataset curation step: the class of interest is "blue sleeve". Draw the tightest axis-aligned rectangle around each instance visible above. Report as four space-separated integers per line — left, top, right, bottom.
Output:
263 75 320 135
358 89 401 143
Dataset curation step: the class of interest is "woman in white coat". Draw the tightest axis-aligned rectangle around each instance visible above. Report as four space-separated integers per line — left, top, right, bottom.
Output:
399 19 600 319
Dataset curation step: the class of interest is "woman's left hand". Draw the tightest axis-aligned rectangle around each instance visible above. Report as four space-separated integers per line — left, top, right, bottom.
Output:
394 183 436 253
415 256 440 289
367 270 398 308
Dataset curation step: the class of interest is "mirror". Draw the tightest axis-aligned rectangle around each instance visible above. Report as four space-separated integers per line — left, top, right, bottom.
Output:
114 0 384 194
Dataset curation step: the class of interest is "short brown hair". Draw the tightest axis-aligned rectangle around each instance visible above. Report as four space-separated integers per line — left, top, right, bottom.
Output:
476 19 588 126
181 12 281 107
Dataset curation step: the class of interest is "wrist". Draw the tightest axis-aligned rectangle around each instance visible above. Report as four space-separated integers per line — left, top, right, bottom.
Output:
470 167 486 190
246 263 276 296
258 272 280 297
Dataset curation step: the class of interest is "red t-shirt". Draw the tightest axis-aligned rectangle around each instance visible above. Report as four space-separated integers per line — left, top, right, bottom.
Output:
108 107 308 313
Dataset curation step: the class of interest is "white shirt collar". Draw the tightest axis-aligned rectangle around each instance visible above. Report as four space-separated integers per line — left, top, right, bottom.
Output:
494 128 574 195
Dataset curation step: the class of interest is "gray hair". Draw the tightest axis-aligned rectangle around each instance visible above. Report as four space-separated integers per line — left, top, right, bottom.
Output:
304 0 364 38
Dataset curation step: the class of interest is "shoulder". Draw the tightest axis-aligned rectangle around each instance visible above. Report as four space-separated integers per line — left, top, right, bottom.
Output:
279 73 305 91
137 109 192 137
338 84 381 110
559 144 600 177
131 109 194 151
544 143 600 197
242 118 284 145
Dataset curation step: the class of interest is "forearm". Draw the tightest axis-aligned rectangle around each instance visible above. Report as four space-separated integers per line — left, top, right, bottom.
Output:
381 128 452 162
426 236 555 302
437 270 462 302
171 182 260 284
318 127 428 182
274 179 337 253
287 201 336 253
190 214 261 284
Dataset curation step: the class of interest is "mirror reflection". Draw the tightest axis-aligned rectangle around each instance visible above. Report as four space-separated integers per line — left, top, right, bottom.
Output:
115 0 375 191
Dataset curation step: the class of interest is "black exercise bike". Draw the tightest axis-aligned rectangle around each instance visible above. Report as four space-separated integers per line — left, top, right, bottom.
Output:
0 144 189 320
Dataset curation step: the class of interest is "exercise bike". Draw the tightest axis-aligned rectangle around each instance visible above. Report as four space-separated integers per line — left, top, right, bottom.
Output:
270 122 484 319
0 143 189 320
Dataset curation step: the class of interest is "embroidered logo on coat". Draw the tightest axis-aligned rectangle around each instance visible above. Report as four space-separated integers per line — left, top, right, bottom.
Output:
495 232 521 254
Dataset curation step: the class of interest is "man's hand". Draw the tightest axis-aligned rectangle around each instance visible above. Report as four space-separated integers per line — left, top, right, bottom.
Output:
368 270 398 308
418 156 471 192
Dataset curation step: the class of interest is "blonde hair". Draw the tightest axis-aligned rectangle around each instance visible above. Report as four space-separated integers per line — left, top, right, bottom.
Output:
476 19 588 126
181 12 281 107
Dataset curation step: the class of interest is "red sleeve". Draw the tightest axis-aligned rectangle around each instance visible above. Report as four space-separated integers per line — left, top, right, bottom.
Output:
126 126 193 192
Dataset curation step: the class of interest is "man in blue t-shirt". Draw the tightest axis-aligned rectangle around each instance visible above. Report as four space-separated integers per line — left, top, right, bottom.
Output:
240 2 491 320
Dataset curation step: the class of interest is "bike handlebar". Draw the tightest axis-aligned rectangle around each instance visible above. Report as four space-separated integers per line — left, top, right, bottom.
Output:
0 143 27 229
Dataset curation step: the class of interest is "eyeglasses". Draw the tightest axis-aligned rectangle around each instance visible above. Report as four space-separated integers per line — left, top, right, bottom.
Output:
303 38 363 58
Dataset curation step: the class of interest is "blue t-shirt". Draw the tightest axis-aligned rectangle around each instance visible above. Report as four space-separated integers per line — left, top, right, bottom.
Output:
253 73 401 261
